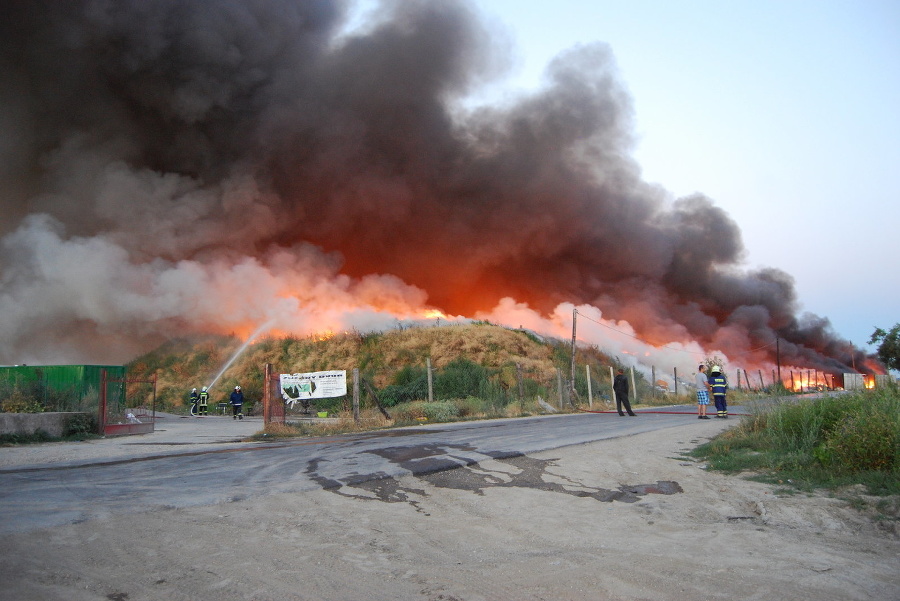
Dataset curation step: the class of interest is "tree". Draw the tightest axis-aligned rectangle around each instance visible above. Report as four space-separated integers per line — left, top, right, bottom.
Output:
869 324 900 372
703 356 727 374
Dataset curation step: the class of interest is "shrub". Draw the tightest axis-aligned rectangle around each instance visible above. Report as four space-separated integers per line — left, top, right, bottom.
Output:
0 430 53 445
0 389 45 413
391 400 460 423
379 365 429 407
65 413 97 437
434 358 489 400
455 396 487 417
817 408 898 472
764 395 869 456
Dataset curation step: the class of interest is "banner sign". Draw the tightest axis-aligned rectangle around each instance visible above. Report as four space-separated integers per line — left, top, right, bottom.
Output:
280 370 347 407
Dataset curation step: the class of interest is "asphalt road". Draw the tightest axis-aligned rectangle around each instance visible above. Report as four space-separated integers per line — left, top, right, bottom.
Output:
0 405 736 535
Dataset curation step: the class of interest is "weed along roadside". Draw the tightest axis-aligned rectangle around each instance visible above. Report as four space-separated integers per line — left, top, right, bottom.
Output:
692 388 900 512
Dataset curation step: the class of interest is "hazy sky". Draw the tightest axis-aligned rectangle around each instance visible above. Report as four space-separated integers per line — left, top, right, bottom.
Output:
463 0 899 351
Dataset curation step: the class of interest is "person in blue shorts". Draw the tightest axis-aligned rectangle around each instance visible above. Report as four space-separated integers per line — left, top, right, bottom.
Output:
695 364 711 419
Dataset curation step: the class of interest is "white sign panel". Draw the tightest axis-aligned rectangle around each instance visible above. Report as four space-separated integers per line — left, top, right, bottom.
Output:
280 370 347 407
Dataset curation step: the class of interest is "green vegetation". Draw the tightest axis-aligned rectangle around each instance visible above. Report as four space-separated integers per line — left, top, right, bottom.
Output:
870 323 900 371
0 378 94 414
691 388 900 496
0 430 101 445
0 413 100 445
0 386 46 413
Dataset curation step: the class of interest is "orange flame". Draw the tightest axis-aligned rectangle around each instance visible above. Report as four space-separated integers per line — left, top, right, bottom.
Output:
311 330 336 342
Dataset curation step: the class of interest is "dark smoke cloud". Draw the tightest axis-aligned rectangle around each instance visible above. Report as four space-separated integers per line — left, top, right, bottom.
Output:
0 0 876 373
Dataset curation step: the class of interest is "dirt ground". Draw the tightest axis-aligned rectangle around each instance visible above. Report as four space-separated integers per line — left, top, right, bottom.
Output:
1 418 898 601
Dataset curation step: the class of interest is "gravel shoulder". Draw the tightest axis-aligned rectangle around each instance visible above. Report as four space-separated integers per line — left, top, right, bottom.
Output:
0 412 264 469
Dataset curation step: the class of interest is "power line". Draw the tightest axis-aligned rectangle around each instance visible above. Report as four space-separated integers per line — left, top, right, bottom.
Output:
573 308 776 359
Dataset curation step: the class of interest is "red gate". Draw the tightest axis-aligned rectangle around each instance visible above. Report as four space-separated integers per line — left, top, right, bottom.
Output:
99 370 157 436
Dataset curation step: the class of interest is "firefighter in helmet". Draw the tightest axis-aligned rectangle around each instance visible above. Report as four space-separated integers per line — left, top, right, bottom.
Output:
189 387 199 416
230 385 244 420
198 386 209 417
709 366 728 418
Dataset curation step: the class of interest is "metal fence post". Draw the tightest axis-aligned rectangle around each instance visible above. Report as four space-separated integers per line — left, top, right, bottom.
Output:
353 368 360 423
426 358 433 403
629 366 637 404
98 369 107 435
586 365 593 409
608 366 615 406
556 368 563 409
516 363 524 400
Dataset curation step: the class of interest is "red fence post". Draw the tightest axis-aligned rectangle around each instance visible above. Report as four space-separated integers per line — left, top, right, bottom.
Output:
98 369 107 435
264 363 272 425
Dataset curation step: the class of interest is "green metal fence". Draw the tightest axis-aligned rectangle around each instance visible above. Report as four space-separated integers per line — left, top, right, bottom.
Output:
0 365 126 413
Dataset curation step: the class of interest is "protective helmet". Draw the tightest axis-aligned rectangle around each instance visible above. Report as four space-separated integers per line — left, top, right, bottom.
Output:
202 386 208 391
712 365 722 373
192 388 197 392
235 385 241 390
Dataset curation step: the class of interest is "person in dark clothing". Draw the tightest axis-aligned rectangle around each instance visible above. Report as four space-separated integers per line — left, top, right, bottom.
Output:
189 387 199 417
230 385 244 420
613 368 637 416
709 366 728 418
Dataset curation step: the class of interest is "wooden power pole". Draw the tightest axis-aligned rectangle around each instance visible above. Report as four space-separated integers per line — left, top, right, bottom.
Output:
569 307 578 404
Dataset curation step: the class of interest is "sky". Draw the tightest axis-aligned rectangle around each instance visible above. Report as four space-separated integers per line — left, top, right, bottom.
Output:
464 0 900 352
0 0 895 377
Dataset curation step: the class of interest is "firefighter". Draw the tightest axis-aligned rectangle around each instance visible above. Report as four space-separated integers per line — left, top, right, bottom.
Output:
198 386 209 417
189 387 199 417
230 385 244 420
709 366 728 418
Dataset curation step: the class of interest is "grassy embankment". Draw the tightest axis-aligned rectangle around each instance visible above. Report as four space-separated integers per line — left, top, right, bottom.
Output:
130 322 624 420
134 322 782 435
127 321 788 440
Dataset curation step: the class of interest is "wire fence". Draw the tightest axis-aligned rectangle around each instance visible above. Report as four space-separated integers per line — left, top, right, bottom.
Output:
262 355 842 424
263 357 670 423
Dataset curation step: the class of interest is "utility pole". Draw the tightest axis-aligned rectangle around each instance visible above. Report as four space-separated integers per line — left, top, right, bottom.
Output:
570 307 578 404
775 336 782 386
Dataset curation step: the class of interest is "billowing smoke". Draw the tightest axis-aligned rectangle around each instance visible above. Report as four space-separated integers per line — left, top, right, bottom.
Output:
0 0 876 374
